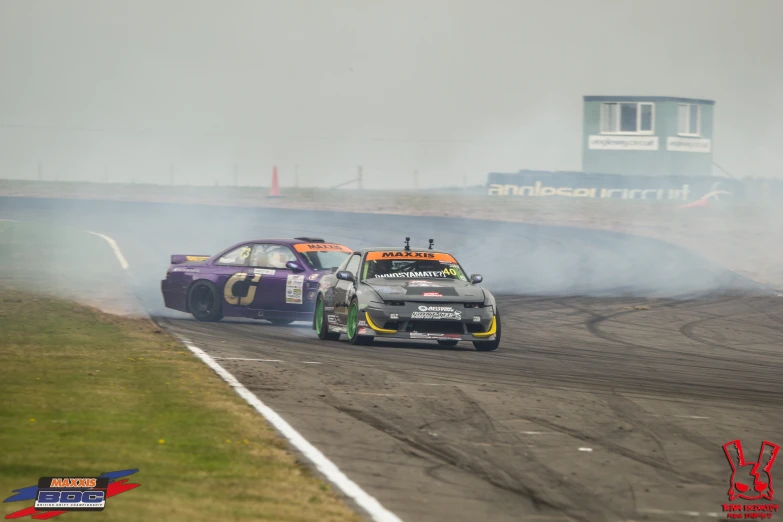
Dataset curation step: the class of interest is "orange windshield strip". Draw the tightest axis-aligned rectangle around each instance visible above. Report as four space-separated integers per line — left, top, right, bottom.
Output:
365 251 457 262
293 243 352 253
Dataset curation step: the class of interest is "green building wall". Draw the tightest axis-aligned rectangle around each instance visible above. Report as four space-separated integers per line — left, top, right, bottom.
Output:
582 96 714 177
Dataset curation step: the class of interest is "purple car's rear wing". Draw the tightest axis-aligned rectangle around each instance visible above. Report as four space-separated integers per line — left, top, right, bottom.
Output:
170 255 211 265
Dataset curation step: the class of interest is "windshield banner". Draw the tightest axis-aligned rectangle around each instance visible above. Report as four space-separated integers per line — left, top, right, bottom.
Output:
293 243 352 253
366 251 457 262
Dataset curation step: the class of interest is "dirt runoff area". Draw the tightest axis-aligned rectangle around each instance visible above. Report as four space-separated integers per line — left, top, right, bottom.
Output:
2 179 781 291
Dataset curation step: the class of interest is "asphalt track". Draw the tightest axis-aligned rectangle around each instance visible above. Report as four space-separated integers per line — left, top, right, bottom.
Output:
2 196 782 522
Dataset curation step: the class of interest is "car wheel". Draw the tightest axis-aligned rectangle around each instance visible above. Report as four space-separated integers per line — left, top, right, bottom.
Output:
437 340 459 347
188 280 223 322
314 295 340 341
268 319 294 326
347 299 372 346
473 313 501 352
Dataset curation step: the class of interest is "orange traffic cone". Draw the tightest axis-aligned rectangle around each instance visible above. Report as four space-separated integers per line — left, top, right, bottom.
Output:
268 166 281 198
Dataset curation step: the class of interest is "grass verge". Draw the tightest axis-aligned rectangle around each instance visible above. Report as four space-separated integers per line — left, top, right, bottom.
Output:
0 221 360 521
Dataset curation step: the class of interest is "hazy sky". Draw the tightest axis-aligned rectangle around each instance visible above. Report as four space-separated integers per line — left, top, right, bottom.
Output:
0 0 781 188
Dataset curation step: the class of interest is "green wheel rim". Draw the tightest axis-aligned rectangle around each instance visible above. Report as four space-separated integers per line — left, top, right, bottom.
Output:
315 299 324 334
347 302 358 339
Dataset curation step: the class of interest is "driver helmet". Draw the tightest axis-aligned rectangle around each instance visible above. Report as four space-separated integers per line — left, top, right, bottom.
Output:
268 247 291 268
418 261 441 272
370 261 391 277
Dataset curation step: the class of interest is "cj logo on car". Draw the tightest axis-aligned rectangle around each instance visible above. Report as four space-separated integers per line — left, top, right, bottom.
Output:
723 440 779 501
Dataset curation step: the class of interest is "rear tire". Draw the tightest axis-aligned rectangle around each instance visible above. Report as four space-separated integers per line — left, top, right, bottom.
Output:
437 340 459 347
473 313 501 352
347 299 373 346
314 295 340 340
188 280 223 322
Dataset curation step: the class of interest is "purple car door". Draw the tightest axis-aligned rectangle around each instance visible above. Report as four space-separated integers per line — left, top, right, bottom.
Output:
245 243 302 312
213 244 272 315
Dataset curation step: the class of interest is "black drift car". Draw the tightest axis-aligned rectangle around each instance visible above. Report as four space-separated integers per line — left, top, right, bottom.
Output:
312 239 500 351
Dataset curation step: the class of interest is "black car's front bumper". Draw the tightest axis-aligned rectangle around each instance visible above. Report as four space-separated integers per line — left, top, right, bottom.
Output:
359 302 497 341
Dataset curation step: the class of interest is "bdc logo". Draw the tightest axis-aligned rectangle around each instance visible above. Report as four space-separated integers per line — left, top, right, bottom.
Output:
35 478 108 510
3 469 140 519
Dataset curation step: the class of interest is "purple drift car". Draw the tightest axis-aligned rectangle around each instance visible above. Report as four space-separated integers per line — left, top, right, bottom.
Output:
161 237 353 324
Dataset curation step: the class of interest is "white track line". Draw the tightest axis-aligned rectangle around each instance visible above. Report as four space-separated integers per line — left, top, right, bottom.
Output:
638 508 720 518
182 339 403 522
86 231 129 270
2 222 128 270
212 357 284 363
80 231 402 522
1 221 128 271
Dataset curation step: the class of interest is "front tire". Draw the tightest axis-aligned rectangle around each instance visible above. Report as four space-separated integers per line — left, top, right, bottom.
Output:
314 295 340 340
473 313 501 352
188 280 223 322
347 299 373 346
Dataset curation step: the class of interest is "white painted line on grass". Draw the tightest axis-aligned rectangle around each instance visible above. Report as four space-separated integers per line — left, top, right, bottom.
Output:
87 231 129 270
181 339 403 522
302 361 323 364
578 447 593 452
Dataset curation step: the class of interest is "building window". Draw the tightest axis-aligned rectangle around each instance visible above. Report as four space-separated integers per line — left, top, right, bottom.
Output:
600 102 654 134
678 103 701 136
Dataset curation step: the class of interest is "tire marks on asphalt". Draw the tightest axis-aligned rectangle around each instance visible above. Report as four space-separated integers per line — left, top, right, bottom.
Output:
160 292 783 521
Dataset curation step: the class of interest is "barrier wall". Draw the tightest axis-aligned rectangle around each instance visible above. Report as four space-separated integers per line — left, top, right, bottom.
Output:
486 170 742 202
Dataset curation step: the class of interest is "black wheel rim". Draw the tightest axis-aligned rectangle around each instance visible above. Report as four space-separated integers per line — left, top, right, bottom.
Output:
193 286 214 315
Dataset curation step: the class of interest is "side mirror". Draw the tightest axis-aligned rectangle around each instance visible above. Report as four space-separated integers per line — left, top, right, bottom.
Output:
469 273 483 284
336 271 355 282
286 260 305 272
